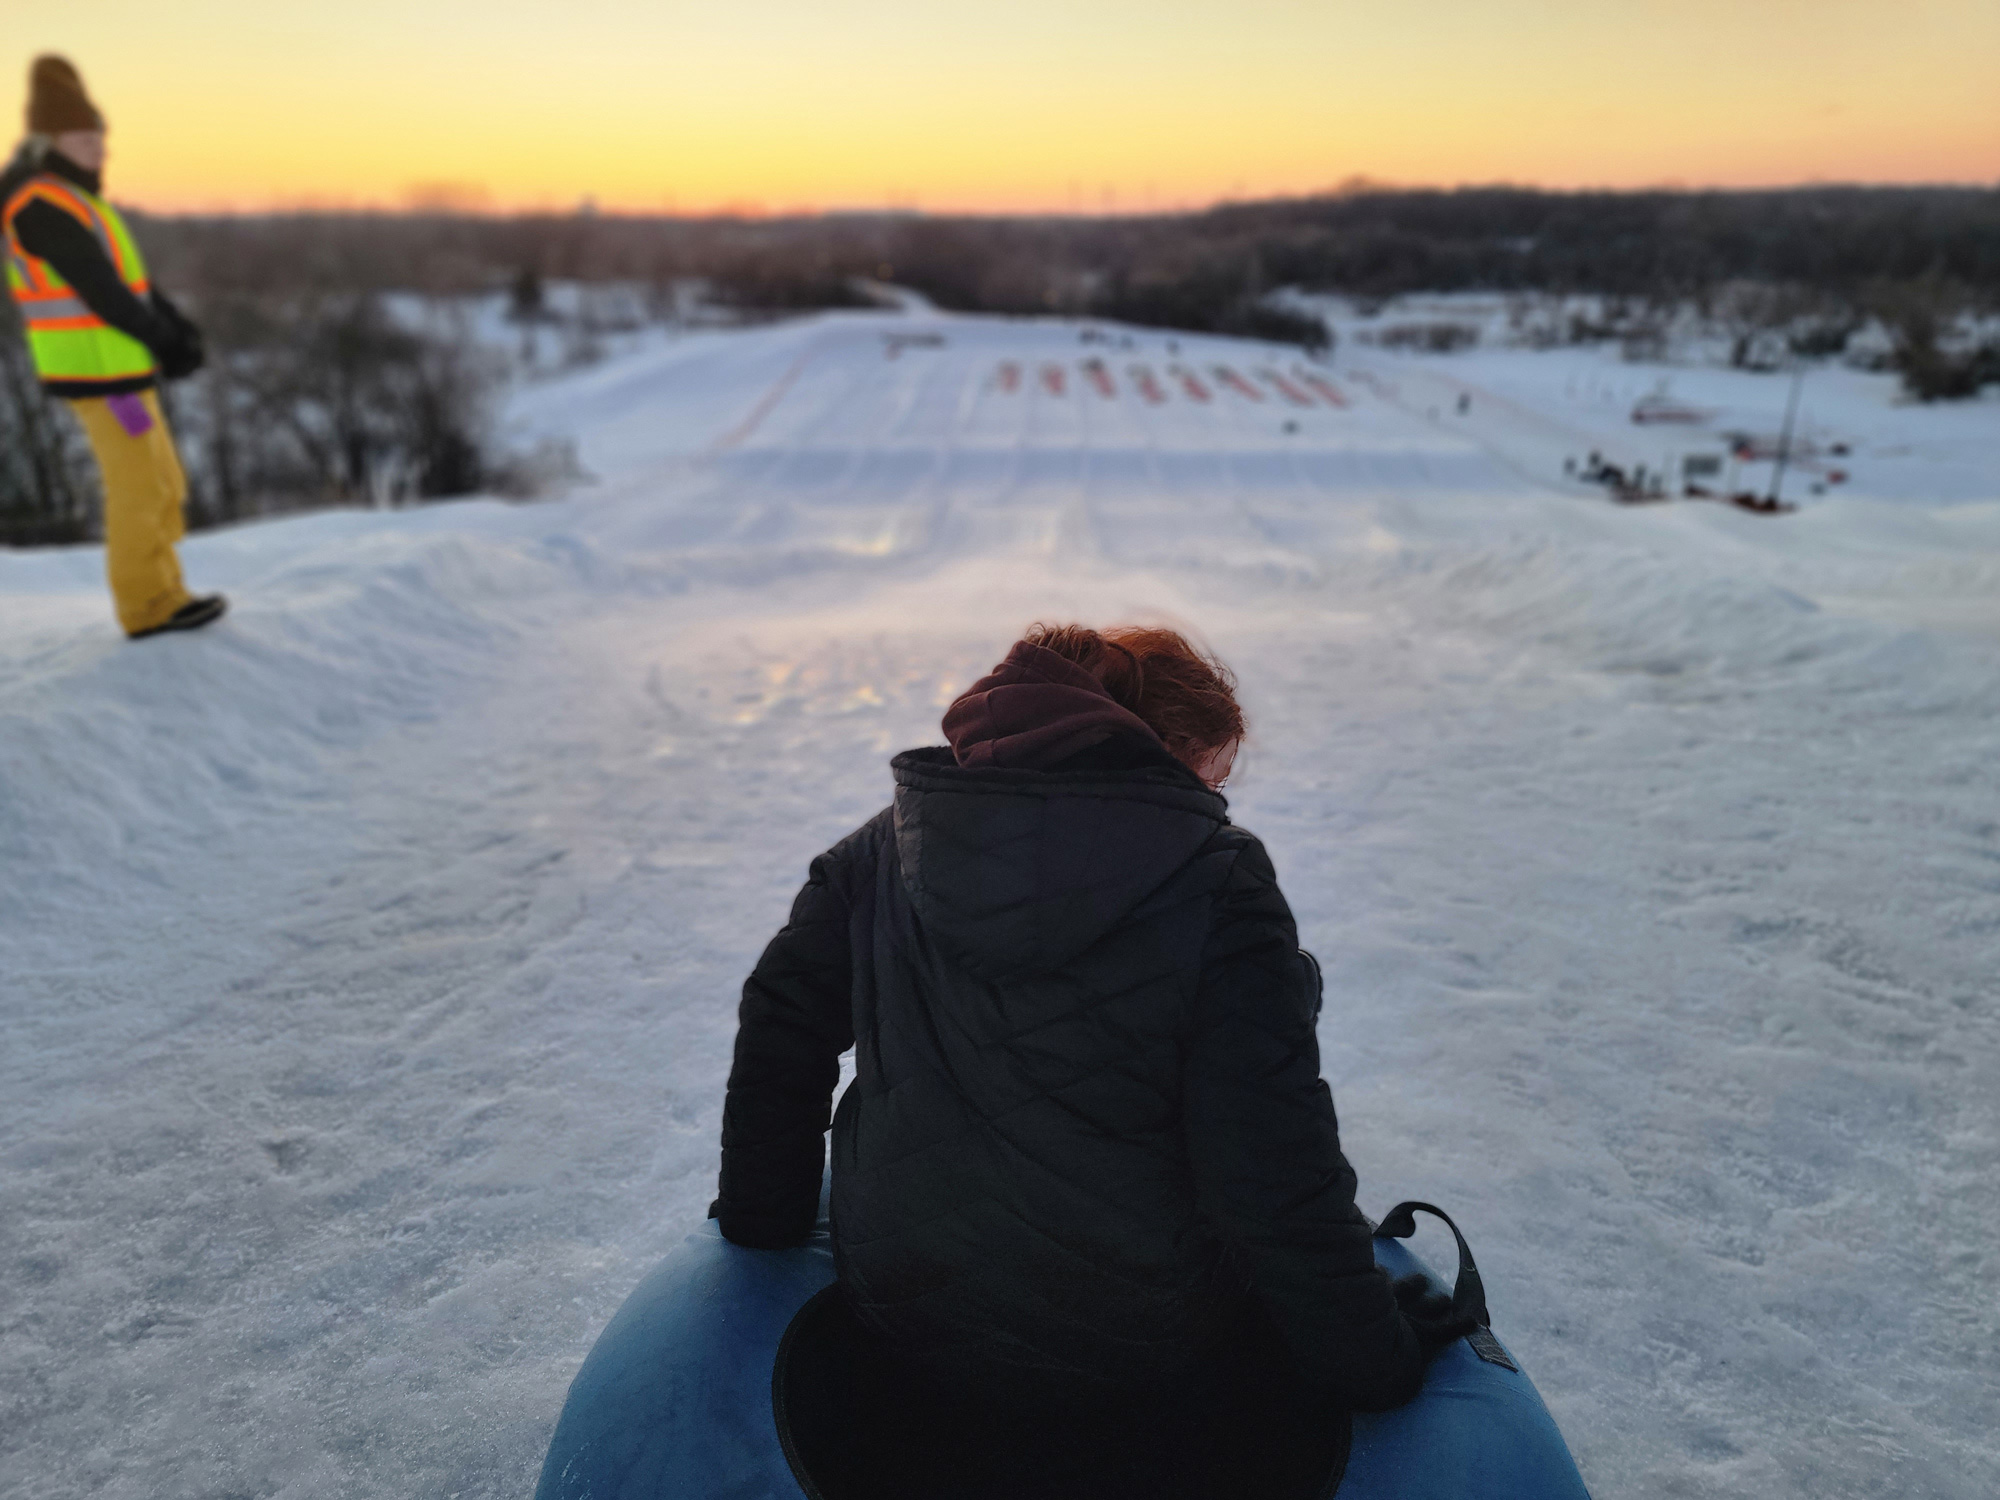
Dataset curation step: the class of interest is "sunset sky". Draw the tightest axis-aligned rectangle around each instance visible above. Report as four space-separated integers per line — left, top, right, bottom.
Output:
17 0 1999 215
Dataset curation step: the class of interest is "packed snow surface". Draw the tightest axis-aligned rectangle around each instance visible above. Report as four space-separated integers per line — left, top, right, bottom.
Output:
4 307 1998 1500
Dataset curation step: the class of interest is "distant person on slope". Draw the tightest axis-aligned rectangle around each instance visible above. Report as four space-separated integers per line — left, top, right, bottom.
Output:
712 624 1473 1496
2 55 223 638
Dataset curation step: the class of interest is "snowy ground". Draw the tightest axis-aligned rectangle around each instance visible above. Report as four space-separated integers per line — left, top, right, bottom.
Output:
3 307 1997 1500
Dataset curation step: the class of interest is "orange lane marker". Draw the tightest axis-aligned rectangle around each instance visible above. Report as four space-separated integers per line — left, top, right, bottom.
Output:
996 361 1021 393
1170 365 1212 402
1298 371 1348 408
1128 364 1167 404
1259 368 1315 406
710 344 815 453
1040 363 1068 396
1213 366 1264 401
1081 358 1117 398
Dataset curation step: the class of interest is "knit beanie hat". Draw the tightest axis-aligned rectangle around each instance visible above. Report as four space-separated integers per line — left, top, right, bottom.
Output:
27 55 104 135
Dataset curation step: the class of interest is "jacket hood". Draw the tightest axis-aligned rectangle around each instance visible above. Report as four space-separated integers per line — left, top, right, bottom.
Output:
891 747 1228 978
943 640 1163 770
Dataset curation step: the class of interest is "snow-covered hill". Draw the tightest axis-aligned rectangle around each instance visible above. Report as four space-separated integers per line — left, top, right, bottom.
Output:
3 308 1996 1500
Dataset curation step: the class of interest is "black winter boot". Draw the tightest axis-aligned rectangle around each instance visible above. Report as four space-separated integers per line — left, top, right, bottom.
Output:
130 594 227 639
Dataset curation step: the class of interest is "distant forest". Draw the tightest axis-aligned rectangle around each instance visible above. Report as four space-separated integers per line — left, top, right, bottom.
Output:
128 183 1999 316
6 185 1996 544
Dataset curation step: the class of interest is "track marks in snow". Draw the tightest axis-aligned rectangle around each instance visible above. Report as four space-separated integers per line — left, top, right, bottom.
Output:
1222 567 2000 1499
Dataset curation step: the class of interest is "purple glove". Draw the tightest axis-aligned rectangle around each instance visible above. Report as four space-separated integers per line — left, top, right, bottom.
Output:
105 392 154 437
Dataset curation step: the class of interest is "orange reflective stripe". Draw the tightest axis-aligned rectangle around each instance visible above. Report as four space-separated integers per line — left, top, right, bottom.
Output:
30 314 101 331
16 181 103 243
66 187 139 285
2 200 30 263
1 181 47 227
3 185 83 281
28 181 89 214
4 181 98 243
3 233 54 291
3 179 138 285
5 252 53 296
17 179 89 214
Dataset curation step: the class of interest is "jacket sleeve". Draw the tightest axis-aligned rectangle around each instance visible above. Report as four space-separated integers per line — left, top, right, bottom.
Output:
1182 835 1427 1410
711 847 858 1248
11 198 168 352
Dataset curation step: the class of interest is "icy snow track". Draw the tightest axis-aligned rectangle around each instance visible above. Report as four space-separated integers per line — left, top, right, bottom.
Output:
3 309 1999 1500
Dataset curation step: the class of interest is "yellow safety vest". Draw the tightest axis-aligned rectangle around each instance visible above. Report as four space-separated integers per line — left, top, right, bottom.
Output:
3 174 157 386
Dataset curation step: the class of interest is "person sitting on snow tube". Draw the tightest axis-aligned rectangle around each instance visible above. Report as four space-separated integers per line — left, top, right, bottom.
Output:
712 623 1475 1499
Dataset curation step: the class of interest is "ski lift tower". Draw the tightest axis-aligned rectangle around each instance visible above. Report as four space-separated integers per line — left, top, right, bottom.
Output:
1767 363 1807 509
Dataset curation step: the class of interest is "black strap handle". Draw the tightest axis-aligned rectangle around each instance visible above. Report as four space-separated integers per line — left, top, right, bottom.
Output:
1373 1201 1490 1328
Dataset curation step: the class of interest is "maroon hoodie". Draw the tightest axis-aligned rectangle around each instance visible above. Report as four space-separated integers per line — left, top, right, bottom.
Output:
943 641 1164 770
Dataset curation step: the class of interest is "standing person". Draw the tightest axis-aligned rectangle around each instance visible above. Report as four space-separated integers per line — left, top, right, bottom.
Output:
712 624 1473 1497
2 55 223 638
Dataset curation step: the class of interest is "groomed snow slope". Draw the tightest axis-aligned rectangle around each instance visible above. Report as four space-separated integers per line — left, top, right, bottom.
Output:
3 309 1997 1500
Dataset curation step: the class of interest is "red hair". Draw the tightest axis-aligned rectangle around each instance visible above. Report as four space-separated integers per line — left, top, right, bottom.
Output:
1021 622 1245 765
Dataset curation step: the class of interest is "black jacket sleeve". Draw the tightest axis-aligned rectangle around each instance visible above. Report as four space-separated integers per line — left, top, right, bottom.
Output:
711 848 858 1248
11 198 168 352
1182 835 1427 1410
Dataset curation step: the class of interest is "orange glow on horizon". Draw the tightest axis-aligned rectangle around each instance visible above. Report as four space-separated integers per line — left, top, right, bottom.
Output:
16 0 1999 216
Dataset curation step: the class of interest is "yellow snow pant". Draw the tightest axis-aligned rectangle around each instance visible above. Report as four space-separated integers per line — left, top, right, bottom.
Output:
68 389 193 637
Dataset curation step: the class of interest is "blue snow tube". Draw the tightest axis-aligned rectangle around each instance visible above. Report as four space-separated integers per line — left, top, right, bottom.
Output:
535 1192 1591 1500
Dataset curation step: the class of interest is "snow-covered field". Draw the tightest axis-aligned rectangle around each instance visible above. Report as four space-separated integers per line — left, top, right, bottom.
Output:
3 306 1997 1499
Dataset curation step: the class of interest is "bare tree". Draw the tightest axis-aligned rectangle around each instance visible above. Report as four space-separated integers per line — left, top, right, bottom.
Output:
0 295 95 546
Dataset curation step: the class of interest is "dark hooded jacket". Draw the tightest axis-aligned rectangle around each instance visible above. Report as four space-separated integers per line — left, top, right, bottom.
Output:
714 643 1426 1410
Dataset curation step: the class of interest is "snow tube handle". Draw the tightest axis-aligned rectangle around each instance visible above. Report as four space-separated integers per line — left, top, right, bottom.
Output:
1373 1201 1490 1329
